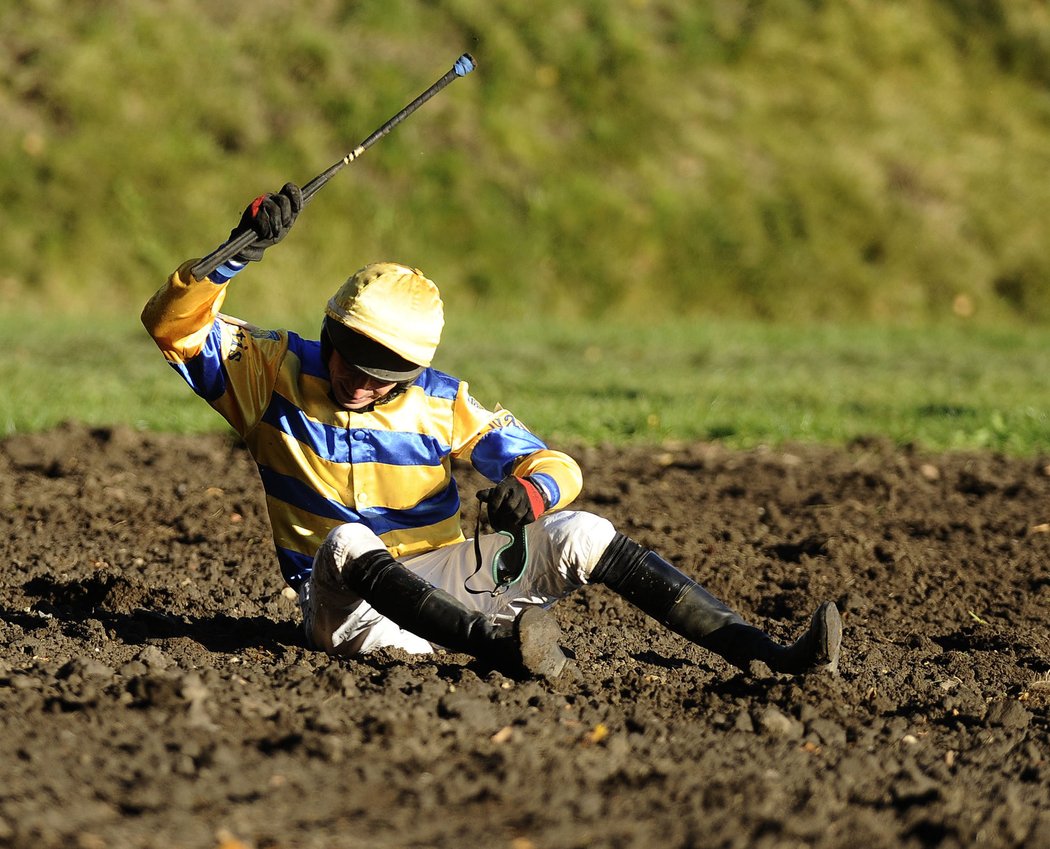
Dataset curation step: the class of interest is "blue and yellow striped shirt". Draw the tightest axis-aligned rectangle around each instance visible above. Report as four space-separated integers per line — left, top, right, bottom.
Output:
142 261 583 589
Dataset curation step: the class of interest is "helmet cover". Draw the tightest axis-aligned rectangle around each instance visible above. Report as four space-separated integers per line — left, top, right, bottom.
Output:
324 262 444 372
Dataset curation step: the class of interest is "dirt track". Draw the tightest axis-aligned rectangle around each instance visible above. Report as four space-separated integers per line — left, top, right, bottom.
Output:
1 424 1048 849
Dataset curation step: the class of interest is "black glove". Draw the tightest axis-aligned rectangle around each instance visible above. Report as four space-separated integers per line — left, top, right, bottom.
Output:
477 475 549 532
230 182 303 262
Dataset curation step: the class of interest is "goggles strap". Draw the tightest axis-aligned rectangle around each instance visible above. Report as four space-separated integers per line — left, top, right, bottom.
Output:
463 512 530 597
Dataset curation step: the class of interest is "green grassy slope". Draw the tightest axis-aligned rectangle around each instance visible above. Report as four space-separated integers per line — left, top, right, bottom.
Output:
3 0 1050 328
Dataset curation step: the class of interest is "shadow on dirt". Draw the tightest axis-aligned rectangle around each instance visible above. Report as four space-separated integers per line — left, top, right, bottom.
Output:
14 573 302 654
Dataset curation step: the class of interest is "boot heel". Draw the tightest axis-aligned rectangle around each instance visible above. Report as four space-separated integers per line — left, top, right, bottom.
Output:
813 601 842 673
773 601 843 674
514 607 568 681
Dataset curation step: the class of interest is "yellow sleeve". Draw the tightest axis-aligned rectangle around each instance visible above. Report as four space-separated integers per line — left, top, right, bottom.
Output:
451 380 583 511
141 260 229 364
141 260 287 436
511 449 583 512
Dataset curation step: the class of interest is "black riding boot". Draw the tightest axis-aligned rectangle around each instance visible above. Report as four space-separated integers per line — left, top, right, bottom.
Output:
591 534 841 674
341 549 568 680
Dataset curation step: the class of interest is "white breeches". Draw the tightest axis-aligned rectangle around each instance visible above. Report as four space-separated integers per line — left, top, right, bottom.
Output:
300 510 616 657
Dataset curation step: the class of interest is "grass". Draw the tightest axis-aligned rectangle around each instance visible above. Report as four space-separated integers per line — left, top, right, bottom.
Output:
3 310 1048 456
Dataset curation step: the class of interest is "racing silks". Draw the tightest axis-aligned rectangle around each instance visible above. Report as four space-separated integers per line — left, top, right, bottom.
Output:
141 261 583 590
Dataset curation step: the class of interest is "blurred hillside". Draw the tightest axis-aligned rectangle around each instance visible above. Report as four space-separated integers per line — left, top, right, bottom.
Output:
2 0 1049 328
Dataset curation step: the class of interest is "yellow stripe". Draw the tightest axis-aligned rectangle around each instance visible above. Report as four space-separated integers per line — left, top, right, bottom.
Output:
350 460 451 510
279 370 456 433
365 382 460 434
382 514 466 558
253 421 452 511
267 495 466 561
295 370 348 427
250 422 349 502
266 496 345 559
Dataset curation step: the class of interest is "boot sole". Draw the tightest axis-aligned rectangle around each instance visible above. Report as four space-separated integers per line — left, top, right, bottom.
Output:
515 606 568 681
816 601 843 673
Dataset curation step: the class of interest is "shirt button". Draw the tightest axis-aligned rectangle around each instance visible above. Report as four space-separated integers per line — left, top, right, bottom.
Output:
357 493 368 505
353 430 366 440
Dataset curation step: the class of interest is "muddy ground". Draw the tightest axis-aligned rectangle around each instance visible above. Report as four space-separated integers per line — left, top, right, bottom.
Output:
0 423 1048 849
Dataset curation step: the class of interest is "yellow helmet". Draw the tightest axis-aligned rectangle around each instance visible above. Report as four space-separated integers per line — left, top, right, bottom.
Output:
323 262 444 381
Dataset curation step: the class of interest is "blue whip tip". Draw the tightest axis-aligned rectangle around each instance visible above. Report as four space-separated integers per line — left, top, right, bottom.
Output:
454 54 476 77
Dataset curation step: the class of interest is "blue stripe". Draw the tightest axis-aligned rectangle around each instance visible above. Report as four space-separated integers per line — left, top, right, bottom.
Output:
260 397 351 463
367 429 449 466
286 332 328 379
530 471 562 509
170 321 227 403
259 464 461 536
471 425 549 481
273 482 459 588
259 466 361 523
416 368 460 401
276 546 314 590
260 393 450 467
365 481 462 536
210 259 246 284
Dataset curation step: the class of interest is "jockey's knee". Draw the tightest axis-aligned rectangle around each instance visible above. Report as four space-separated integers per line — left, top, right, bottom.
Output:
325 522 385 560
306 523 387 615
536 510 618 584
314 523 387 585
